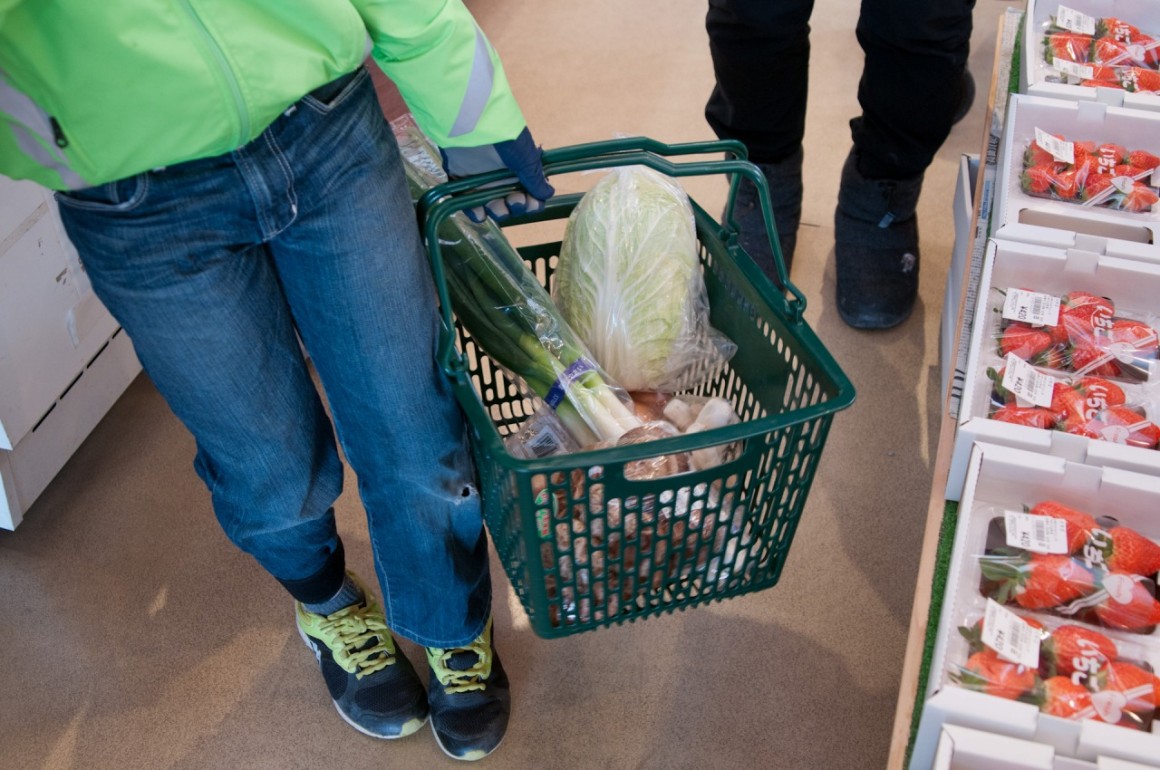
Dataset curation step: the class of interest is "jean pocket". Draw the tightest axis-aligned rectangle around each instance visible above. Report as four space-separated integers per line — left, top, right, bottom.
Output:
55 173 149 212
301 68 367 114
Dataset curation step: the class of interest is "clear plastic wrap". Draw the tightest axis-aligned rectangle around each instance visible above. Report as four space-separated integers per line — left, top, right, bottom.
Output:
945 606 1159 730
554 165 736 392
1039 10 1160 92
975 504 1160 634
981 284 1160 448
391 115 642 447
1020 132 1160 212
989 286 1159 382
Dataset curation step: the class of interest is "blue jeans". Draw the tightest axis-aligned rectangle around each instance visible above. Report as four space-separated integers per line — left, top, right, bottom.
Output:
54 68 491 648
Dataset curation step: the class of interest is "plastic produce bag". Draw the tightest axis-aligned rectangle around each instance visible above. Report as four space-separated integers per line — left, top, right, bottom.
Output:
1020 132 1160 212
1039 10 1160 92
946 607 1159 730
974 502 1160 634
554 165 736 392
391 115 642 447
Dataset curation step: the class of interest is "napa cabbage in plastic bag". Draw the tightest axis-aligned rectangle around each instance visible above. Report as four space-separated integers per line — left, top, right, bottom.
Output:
555 166 735 391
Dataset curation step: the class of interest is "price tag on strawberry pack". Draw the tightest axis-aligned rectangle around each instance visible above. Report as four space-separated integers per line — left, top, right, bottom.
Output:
1001 354 1055 407
1034 127 1075 164
983 598 1041 669
1004 510 1069 554
1054 60 1094 80
1055 5 1096 35
1002 288 1061 327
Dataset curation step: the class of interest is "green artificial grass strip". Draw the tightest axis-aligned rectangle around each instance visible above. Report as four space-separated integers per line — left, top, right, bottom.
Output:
903 500 960 770
1009 13 1025 96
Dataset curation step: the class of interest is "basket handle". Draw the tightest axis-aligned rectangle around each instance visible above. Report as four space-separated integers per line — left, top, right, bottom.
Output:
418 137 806 375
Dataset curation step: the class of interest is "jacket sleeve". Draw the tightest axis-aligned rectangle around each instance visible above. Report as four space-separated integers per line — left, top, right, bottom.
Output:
350 0 528 148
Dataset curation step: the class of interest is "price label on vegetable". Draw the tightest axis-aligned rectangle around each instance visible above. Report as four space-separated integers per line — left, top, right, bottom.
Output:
1002 354 1054 408
1004 510 1069 554
1002 288 1060 327
983 599 1041 668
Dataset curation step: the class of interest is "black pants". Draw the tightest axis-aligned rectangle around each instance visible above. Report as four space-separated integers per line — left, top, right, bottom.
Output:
705 0 975 179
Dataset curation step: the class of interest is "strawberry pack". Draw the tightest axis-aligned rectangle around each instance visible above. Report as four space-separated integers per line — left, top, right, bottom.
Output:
1042 7 1160 92
1021 130 1160 212
983 285 1160 450
924 445 1160 766
976 501 1160 634
947 608 1160 731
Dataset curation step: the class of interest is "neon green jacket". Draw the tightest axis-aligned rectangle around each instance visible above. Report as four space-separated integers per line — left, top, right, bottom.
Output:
0 0 528 190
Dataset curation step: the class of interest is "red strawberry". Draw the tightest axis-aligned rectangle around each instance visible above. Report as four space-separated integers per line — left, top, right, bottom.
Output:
999 322 1053 359
980 551 1096 610
1093 572 1160 630
1122 184 1160 212
1128 149 1160 170
1050 382 1088 423
1098 142 1130 166
1075 376 1126 412
1053 169 1080 199
1062 291 1115 325
1084 64 1123 84
1076 170 1113 202
992 404 1059 430
1111 318 1160 355
1097 661 1159 711
955 649 1038 700
1026 138 1063 167
1100 405 1160 448
1125 67 1160 93
1028 500 1098 554
1101 527 1160 576
1022 165 1055 195
1097 17 1142 42
1094 37 1133 65
1081 78 1126 89
1042 624 1118 677
1063 415 1103 440
1044 32 1092 64
1037 675 1093 718
1070 343 1121 378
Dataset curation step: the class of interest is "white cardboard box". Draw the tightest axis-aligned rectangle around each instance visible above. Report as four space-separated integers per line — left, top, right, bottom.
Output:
913 687 1160 769
0 181 119 450
1022 0 1160 115
947 237 1160 500
992 93 1160 262
0 326 140 530
912 442 1160 770
943 154 981 407
933 723 1057 770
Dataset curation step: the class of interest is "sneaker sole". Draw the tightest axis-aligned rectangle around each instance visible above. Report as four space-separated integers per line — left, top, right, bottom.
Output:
430 721 504 762
297 624 428 740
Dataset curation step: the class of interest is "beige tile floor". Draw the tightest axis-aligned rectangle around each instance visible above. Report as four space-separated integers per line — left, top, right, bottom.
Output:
0 2 1024 768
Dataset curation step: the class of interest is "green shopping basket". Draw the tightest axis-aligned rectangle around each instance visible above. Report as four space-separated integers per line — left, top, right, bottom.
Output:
418 137 855 638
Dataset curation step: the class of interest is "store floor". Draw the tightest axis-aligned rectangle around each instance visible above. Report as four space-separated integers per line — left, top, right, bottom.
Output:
0 3 1024 769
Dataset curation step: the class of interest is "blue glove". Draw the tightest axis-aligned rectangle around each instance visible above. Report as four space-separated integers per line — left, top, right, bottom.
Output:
440 127 555 222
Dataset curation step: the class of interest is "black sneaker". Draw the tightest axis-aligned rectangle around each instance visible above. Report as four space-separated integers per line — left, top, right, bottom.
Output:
296 574 429 739
426 617 510 761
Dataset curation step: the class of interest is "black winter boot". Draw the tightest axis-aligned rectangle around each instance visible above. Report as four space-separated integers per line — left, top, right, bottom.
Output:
729 145 803 279
834 150 924 330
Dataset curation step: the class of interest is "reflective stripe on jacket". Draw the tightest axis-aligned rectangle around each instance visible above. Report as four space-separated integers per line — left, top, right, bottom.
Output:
0 0 527 190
